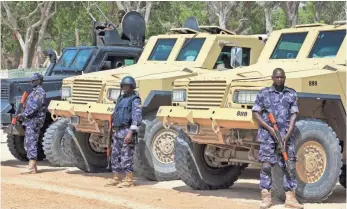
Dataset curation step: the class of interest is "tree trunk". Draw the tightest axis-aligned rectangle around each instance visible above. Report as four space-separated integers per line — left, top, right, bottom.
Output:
280 2 300 27
22 46 30 69
218 15 226 29
36 14 52 68
14 49 21 69
75 28 79 46
57 33 62 54
27 34 38 69
144 2 153 24
264 7 273 34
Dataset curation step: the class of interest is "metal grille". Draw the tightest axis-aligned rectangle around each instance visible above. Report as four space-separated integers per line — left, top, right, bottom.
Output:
187 81 226 110
71 79 103 104
1 85 9 99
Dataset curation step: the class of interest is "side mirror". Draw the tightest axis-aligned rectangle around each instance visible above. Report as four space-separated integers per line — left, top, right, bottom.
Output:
230 47 243 68
101 61 112 70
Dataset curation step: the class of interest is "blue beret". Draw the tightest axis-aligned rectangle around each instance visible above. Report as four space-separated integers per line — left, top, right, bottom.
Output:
31 73 43 81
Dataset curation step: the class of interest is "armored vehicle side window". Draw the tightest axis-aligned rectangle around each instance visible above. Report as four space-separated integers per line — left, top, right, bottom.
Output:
214 47 251 70
308 30 346 58
270 33 308 59
148 39 177 61
176 38 206 61
70 49 93 70
100 54 137 71
55 49 77 67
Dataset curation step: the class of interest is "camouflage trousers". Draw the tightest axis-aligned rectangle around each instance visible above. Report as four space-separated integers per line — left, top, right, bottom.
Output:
24 124 40 160
258 140 297 191
111 133 135 173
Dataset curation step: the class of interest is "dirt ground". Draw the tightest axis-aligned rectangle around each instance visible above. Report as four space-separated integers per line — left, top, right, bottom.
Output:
1 131 346 209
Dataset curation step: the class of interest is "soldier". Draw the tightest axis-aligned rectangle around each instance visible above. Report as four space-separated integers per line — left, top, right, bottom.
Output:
252 68 303 209
17 73 46 174
105 76 142 188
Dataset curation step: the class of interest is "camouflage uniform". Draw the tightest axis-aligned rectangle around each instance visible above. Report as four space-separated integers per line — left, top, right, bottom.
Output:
252 85 299 191
252 84 303 209
19 75 47 161
111 94 142 173
105 87 142 188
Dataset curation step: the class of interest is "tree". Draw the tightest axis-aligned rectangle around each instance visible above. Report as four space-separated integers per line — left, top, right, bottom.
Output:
257 2 279 34
115 1 155 24
1 1 56 69
206 1 237 29
280 1 301 27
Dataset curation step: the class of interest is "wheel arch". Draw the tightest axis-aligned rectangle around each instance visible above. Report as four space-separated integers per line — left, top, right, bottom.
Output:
297 93 345 160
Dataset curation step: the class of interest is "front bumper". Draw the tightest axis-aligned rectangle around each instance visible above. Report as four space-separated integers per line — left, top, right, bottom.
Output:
156 106 258 144
157 106 258 129
48 100 115 132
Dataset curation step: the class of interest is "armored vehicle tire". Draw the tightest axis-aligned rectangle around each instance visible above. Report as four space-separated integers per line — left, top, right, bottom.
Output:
7 134 28 161
271 118 342 203
43 118 74 167
175 130 245 190
135 118 179 181
7 133 45 162
339 164 346 188
69 131 108 173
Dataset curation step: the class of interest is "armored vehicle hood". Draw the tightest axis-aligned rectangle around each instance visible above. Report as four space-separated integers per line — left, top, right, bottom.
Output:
63 63 207 83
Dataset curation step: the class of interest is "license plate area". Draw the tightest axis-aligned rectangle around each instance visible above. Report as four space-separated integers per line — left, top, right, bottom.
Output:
187 123 200 135
70 116 80 125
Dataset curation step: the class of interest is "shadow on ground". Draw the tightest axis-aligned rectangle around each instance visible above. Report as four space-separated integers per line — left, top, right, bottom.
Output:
65 169 159 186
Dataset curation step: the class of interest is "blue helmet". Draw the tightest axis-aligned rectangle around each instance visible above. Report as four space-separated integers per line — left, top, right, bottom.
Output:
31 73 43 81
120 76 136 89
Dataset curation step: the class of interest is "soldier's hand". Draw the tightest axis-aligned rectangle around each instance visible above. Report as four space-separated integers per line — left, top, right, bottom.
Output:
282 135 289 146
125 131 133 144
268 127 276 138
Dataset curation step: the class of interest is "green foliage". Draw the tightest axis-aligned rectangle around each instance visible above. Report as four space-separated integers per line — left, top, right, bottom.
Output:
2 1 345 66
146 2 209 37
271 8 287 30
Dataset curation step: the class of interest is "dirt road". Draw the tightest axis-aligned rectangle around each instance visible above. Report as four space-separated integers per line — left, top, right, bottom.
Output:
1 132 346 209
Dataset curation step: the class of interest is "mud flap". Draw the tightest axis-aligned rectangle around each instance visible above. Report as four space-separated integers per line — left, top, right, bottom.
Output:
67 126 91 172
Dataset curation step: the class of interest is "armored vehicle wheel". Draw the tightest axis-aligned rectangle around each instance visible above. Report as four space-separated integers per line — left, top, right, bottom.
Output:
339 164 346 188
271 118 342 203
69 131 108 173
135 118 179 181
43 118 74 167
7 133 45 162
7 134 28 161
175 130 245 190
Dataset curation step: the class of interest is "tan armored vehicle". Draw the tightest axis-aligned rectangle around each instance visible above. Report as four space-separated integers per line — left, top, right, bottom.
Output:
46 17 266 181
157 22 346 202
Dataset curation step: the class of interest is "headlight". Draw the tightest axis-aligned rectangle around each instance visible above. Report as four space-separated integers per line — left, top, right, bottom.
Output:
61 87 71 99
172 90 186 102
233 90 258 104
107 88 121 101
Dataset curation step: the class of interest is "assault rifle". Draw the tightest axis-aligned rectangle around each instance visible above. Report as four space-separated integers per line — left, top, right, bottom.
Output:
10 91 29 136
267 111 296 179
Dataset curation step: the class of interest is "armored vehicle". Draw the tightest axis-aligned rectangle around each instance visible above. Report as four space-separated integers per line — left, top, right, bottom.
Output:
157 22 346 202
1 11 145 166
46 17 266 181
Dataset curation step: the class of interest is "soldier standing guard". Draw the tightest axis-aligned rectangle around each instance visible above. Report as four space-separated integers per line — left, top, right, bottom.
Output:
17 73 46 174
252 68 303 209
105 76 142 188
